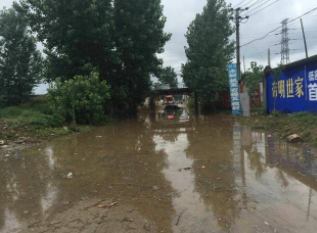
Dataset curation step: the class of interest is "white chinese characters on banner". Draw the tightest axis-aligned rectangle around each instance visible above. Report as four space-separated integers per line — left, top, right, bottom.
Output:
227 63 241 116
308 83 317 101
230 78 238 88
308 69 317 101
308 70 317 82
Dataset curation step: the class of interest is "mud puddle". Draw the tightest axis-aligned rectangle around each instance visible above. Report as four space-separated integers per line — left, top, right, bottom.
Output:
1 108 317 233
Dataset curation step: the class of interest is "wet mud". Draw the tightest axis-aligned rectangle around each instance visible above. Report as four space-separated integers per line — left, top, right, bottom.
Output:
1 108 317 233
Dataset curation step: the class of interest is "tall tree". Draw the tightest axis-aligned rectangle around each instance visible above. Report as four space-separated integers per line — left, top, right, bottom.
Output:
15 0 117 82
182 0 235 108
113 0 171 113
16 0 170 114
158 66 178 88
0 7 42 106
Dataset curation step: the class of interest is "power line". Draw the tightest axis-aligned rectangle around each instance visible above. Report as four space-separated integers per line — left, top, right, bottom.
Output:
248 0 279 17
248 0 270 9
288 6 317 23
239 0 257 8
242 0 272 16
240 6 317 48
233 0 249 8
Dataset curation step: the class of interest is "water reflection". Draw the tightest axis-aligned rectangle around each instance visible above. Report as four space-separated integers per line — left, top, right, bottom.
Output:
1 108 317 232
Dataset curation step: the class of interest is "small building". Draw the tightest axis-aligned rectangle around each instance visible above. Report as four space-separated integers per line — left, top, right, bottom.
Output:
265 55 317 113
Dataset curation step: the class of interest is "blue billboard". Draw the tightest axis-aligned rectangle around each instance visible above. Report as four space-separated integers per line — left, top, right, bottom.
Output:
266 59 317 113
227 63 242 116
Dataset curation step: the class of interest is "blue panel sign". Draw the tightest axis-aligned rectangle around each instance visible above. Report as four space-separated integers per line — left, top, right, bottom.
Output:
227 63 242 116
266 59 317 113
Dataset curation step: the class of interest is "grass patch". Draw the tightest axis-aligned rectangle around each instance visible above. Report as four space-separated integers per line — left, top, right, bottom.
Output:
0 101 63 128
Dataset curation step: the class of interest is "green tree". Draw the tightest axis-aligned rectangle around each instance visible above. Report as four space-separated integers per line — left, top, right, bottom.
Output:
243 62 264 95
113 0 171 113
0 7 42 106
157 66 178 88
16 0 170 114
14 0 117 82
47 71 110 125
181 0 234 108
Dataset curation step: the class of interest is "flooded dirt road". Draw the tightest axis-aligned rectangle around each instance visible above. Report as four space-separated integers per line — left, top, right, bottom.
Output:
1 109 317 233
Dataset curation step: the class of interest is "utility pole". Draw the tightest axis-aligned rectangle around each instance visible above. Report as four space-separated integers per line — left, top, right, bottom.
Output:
300 18 309 58
243 56 246 73
234 7 249 80
268 48 271 67
281 19 290 64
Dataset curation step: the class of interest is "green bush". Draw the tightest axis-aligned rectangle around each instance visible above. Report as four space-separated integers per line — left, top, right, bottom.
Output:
47 71 110 125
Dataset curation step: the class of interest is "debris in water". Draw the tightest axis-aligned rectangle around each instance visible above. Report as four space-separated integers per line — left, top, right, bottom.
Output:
15 139 25 144
178 167 191 172
67 172 73 179
96 136 103 138
14 153 19 159
265 221 269 226
152 185 160 191
175 209 187 226
287 134 301 143
202 166 206 169
123 217 134 222
98 204 105 208
109 202 118 207
0 140 5 145
5 154 10 157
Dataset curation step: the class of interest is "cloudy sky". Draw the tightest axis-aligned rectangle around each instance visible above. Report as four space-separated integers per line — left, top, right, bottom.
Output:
2 0 317 89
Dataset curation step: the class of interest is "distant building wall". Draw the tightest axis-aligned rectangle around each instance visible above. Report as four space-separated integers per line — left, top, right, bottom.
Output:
266 56 317 113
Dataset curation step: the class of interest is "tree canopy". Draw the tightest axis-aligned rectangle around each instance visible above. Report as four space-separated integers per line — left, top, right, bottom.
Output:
0 7 42 106
182 0 234 108
15 0 171 114
157 66 178 88
113 0 171 112
243 62 264 95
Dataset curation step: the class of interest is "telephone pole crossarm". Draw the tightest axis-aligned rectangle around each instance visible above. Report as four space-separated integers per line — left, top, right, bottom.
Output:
234 7 249 81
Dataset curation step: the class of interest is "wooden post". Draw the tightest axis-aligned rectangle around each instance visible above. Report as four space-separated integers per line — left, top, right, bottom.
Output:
194 92 199 115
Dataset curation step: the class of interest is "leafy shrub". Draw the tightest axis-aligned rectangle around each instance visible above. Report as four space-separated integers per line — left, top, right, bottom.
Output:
47 71 110 125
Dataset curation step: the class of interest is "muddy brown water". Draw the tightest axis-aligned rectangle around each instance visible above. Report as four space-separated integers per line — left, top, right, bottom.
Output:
1 109 317 233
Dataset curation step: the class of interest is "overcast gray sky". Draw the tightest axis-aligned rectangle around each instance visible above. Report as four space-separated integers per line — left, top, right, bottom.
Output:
2 0 317 87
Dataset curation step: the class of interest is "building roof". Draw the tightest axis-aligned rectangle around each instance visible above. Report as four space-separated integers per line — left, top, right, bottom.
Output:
264 54 317 75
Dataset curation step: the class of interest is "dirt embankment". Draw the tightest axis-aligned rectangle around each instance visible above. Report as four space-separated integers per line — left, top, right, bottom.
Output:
239 113 317 146
0 119 89 157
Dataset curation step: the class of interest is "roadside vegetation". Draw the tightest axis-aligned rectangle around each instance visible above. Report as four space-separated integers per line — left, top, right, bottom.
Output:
241 112 317 146
0 0 171 146
0 98 92 145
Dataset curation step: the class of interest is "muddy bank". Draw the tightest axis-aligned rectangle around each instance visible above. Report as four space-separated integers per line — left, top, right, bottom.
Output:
239 112 317 147
0 119 92 158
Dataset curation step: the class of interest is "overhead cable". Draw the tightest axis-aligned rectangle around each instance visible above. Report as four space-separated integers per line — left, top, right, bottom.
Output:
240 5 317 48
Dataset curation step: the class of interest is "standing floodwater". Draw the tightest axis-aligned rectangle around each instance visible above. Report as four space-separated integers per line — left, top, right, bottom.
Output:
1 109 317 233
